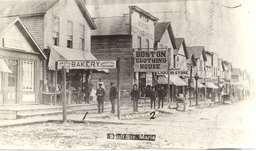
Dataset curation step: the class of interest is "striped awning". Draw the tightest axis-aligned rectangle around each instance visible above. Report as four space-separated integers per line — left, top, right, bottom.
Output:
158 75 187 86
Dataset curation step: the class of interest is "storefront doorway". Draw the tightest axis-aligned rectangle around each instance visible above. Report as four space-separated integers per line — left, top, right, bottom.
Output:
4 59 18 104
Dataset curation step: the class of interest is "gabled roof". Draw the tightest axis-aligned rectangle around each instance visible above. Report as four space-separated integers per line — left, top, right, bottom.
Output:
205 51 213 56
0 17 46 59
0 0 59 17
186 46 207 61
0 0 96 30
91 16 129 36
232 68 241 76
154 22 177 49
129 6 158 22
223 61 232 71
174 38 188 59
0 17 17 34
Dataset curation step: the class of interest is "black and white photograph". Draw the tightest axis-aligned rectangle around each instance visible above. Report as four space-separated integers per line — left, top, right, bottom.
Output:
0 0 255 149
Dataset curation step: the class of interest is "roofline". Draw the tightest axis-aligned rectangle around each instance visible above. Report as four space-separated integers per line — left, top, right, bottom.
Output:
0 17 46 59
17 18 47 59
129 6 158 22
75 0 97 30
0 13 45 18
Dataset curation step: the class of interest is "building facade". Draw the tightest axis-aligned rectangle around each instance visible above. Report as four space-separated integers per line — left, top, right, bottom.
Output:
0 17 46 104
91 6 158 98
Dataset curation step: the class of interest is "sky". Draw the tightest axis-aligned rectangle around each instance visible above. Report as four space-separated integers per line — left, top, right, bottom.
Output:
85 0 256 79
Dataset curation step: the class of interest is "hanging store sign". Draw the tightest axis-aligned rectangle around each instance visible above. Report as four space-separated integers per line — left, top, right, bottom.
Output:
57 60 116 69
133 50 168 72
157 68 189 76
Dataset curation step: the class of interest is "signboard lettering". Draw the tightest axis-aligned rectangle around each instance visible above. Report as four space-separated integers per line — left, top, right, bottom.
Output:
157 68 189 76
57 60 116 69
133 50 168 72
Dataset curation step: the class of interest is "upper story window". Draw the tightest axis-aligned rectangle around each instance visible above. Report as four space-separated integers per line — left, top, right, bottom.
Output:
53 17 59 46
137 36 141 50
146 39 149 50
67 21 73 48
79 25 85 51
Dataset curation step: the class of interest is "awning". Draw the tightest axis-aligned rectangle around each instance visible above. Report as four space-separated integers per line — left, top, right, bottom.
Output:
205 83 218 89
0 58 12 73
158 75 187 86
191 81 204 88
48 45 109 73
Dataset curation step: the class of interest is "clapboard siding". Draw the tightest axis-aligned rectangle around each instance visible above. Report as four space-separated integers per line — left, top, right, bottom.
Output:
20 16 44 49
91 35 132 98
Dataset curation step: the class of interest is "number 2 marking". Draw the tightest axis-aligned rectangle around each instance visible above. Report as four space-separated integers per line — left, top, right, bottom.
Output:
150 111 155 119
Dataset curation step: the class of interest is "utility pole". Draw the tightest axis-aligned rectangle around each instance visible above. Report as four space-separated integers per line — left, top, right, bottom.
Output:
167 48 171 109
117 57 121 119
62 66 67 123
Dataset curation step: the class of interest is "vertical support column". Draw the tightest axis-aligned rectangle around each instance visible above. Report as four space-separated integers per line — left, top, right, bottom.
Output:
62 66 67 123
54 62 58 105
167 48 171 108
117 57 121 119
189 65 192 106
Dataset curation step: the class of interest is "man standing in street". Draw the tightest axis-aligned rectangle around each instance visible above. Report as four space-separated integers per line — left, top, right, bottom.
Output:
96 83 105 114
109 82 117 114
157 86 166 109
130 84 140 112
82 79 93 104
150 87 158 109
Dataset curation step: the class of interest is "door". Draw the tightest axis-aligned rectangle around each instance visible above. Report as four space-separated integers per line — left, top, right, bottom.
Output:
5 59 18 104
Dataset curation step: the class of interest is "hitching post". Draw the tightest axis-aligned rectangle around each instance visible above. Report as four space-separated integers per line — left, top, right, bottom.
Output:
117 57 121 119
62 66 67 123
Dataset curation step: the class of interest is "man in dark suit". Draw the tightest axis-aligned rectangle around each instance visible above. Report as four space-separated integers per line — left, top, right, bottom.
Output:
157 86 166 108
96 83 105 114
109 82 117 114
130 84 140 112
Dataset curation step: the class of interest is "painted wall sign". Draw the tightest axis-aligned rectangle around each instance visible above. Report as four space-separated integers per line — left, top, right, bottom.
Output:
133 50 168 72
57 60 116 69
2 38 25 50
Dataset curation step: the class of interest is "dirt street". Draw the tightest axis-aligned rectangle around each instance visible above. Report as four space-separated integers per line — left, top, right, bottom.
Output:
0 99 255 149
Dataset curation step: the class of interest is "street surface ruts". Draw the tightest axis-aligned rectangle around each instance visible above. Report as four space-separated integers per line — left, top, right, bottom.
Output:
0 99 255 149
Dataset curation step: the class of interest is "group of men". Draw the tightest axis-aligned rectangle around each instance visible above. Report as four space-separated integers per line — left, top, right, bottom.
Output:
96 80 118 114
130 84 167 112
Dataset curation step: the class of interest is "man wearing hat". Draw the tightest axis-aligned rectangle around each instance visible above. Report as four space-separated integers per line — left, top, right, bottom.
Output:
96 83 105 113
130 84 140 112
109 82 117 114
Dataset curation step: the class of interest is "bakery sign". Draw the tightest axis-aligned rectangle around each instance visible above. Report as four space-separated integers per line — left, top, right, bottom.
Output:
57 60 116 69
133 50 168 72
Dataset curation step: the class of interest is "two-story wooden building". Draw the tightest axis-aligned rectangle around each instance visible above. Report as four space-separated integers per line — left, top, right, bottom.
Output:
90 6 158 98
0 0 99 104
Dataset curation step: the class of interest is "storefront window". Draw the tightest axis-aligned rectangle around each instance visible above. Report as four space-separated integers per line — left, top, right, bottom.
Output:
8 59 17 87
23 61 34 91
